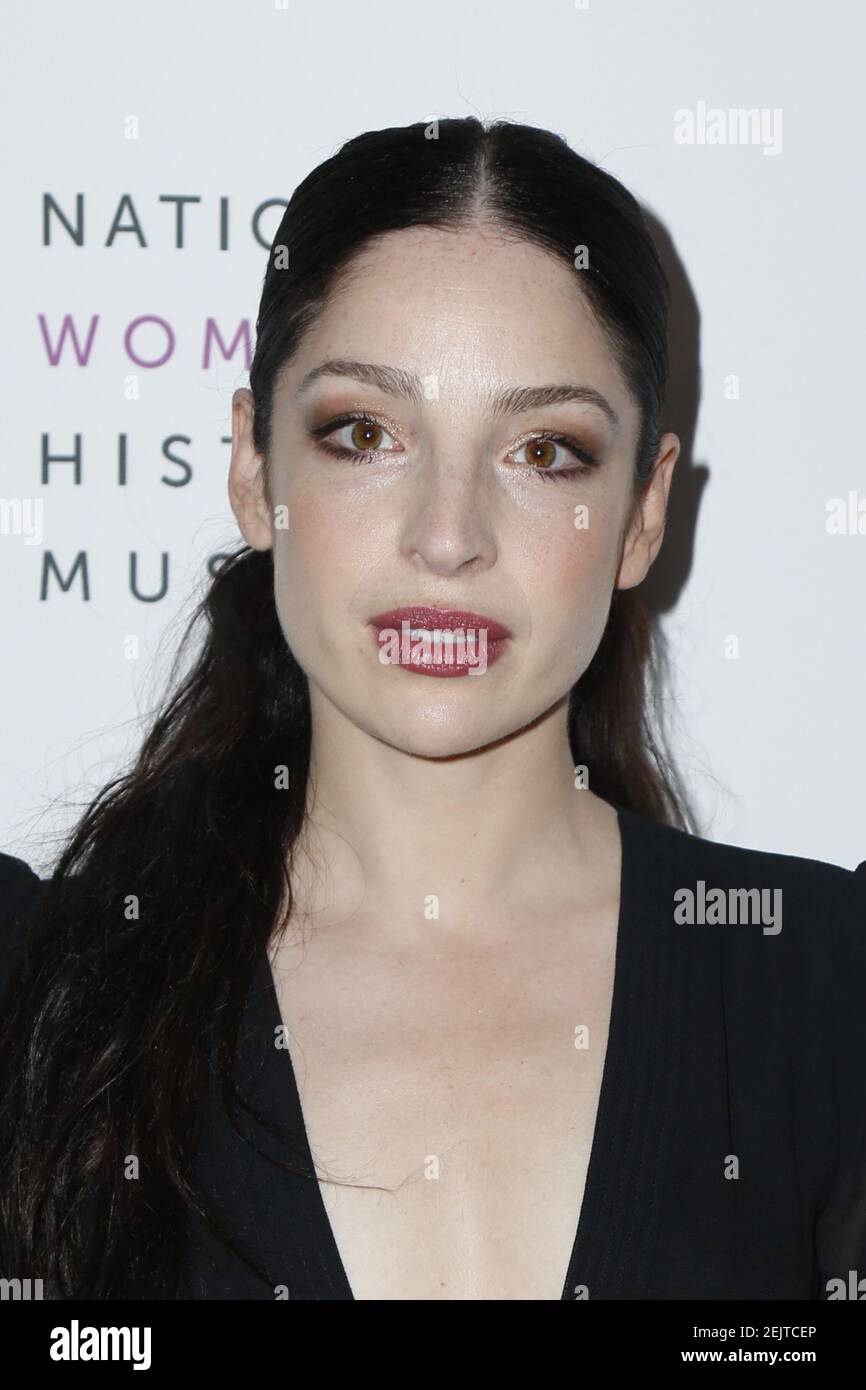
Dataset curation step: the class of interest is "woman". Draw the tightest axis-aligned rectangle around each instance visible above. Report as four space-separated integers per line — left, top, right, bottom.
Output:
1 116 863 1302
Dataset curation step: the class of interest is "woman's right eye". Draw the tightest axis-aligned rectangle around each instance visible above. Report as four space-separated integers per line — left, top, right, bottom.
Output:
314 416 402 457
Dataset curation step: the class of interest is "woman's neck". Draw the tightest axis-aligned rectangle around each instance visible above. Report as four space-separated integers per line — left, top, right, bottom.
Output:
283 687 619 946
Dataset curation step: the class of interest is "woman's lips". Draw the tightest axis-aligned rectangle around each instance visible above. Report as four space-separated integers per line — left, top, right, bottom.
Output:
369 606 512 640
368 606 511 677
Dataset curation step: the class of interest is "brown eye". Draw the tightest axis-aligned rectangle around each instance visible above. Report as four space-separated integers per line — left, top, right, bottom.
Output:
311 414 403 462
509 433 598 479
525 439 557 468
350 420 384 450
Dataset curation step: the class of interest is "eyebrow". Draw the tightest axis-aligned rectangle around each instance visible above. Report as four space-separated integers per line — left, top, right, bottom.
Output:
295 358 620 431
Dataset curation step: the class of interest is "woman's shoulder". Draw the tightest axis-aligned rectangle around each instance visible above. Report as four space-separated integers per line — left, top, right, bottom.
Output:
622 805 866 1106
623 806 866 1273
618 802 866 1046
620 802 865 943
0 851 46 1001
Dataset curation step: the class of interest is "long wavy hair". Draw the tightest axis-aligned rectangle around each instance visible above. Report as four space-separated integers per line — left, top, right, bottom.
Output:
0 116 693 1297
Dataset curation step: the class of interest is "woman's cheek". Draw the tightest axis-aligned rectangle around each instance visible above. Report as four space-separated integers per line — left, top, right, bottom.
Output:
526 514 619 676
535 507 612 603
278 488 348 581
273 496 369 663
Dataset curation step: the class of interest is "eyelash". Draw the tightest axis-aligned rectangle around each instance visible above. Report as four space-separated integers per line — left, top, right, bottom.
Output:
309 411 599 482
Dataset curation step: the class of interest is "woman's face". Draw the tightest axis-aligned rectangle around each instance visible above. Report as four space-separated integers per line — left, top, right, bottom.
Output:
230 222 678 758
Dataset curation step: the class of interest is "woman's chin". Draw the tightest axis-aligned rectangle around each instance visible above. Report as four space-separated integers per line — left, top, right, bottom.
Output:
365 704 526 761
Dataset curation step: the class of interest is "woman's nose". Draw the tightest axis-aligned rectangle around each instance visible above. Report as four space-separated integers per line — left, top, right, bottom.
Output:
397 458 498 577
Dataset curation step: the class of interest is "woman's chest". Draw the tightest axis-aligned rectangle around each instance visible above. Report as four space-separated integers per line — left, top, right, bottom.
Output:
268 924 618 1300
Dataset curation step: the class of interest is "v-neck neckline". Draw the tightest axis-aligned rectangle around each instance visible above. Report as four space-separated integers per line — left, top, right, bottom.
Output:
253 797 678 1300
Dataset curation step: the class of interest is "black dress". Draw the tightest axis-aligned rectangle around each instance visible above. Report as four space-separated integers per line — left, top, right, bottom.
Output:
2 800 865 1300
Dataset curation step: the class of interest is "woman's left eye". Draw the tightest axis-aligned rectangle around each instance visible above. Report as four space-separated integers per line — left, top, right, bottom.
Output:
509 436 596 477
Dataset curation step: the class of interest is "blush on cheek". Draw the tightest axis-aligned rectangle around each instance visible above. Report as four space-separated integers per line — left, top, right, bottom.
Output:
546 521 613 599
276 489 352 572
271 495 360 656
535 526 620 674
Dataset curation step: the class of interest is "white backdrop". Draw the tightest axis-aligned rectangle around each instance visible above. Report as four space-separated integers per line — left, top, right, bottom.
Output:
1 0 863 874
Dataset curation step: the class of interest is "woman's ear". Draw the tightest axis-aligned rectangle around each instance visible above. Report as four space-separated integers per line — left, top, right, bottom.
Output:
615 432 680 590
228 388 274 551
